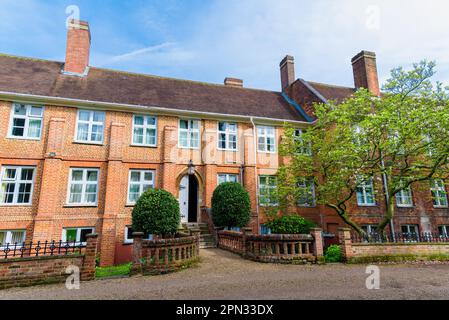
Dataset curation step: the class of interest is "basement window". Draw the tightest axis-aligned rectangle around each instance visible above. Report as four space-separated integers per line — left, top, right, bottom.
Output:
62 227 95 245
124 226 153 244
0 230 26 246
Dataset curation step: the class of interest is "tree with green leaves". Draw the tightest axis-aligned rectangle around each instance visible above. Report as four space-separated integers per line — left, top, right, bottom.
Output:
279 61 449 236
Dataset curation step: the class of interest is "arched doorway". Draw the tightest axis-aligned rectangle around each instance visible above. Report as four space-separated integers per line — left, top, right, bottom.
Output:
179 174 199 224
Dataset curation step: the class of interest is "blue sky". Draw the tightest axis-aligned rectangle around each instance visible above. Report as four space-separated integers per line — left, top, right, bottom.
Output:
1 0 448 91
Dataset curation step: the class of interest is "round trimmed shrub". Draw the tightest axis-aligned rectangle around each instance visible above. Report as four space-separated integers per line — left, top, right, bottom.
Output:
324 244 342 263
132 189 180 237
264 215 315 234
211 182 251 228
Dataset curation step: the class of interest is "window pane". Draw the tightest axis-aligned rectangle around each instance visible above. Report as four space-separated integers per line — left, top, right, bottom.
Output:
85 193 97 203
191 121 199 129
27 119 42 138
65 229 78 242
30 107 43 117
145 128 156 145
130 172 140 182
0 232 5 245
78 111 90 121
133 128 144 144
179 131 188 147
85 184 97 193
77 123 89 141
14 105 26 115
86 171 98 182
80 229 93 243
180 120 188 129
20 169 34 181
4 169 16 180
134 116 144 126
71 170 83 181
147 117 156 126
143 172 153 182
229 175 238 183
218 122 226 132
91 125 103 142
10 231 24 244
93 112 105 122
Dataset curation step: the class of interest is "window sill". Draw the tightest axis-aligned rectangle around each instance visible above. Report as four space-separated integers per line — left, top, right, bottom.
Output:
397 205 415 208
178 146 200 150
357 204 377 207
125 204 136 207
218 148 238 152
130 144 158 148
434 206 449 209
73 141 104 146
0 204 33 207
6 136 41 141
257 151 277 154
63 204 98 208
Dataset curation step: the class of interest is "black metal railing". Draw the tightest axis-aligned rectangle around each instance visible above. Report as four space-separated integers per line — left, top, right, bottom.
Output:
1 240 86 260
351 232 449 244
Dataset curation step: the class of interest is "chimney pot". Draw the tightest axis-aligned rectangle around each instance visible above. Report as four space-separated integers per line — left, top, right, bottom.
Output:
224 78 243 88
280 55 295 91
64 20 91 75
351 50 380 96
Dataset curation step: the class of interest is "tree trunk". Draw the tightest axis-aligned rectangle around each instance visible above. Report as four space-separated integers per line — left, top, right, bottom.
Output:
326 204 366 237
377 196 395 234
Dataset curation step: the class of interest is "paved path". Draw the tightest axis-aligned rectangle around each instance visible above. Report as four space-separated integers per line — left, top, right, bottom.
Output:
1 249 449 300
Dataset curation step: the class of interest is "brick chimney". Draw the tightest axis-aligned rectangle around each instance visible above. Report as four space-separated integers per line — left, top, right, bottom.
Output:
224 78 243 88
64 20 91 75
280 55 295 92
351 51 380 96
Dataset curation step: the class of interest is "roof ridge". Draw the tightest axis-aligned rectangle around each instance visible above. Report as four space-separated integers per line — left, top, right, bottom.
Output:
89 66 281 94
306 80 355 90
0 52 282 95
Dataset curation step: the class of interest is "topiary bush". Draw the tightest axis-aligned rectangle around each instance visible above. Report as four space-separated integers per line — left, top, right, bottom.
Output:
132 189 180 238
264 214 315 234
324 244 342 263
211 182 251 228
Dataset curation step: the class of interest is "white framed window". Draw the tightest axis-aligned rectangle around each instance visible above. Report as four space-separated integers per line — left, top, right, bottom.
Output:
127 170 155 204
0 166 35 205
294 129 312 155
361 225 377 234
257 126 276 153
438 225 449 237
132 115 157 147
67 168 99 205
401 224 419 235
179 119 200 149
124 226 153 244
396 184 413 207
218 174 239 185
297 177 315 207
0 230 26 246
356 177 376 206
62 227 95 245
259 175 277 206
75 110 105 144
8 104 44 139
218 122 237 151
431 179 448 208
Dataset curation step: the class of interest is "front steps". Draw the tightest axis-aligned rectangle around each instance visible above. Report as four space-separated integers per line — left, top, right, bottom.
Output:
184 223 216 249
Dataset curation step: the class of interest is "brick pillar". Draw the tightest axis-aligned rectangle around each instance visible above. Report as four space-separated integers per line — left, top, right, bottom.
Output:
130 232 144 275
310 228 324 258
81 233 98 281
100 123 125 266
242 227 253 257
338 228 353 261
33 118 66 242
190 228 201 256
161 126 178 195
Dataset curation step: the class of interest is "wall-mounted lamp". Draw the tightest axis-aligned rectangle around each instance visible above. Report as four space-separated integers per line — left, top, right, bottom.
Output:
187 160 195 176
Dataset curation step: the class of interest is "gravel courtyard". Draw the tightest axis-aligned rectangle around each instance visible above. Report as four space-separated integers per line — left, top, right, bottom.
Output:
1 248 449 300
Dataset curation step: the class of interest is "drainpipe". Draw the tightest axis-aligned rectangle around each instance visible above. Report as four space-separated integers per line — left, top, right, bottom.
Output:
380 156 395 240
250 117 260 233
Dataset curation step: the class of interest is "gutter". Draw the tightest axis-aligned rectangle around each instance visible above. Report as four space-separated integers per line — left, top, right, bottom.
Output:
281 92 314 123
0 91 310 127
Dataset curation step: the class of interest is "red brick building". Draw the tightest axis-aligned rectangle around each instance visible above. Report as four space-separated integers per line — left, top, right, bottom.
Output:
0 21 448 265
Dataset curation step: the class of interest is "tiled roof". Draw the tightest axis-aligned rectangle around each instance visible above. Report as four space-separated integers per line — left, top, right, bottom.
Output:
306 81 356 103
0 54 307 122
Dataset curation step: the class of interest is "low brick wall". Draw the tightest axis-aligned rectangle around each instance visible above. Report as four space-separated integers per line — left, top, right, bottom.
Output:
131 230 200 275
217 228 323 264
0 234 98 290
338 228 449 262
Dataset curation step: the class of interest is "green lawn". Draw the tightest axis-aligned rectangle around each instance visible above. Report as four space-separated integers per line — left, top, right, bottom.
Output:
96 263 132 278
